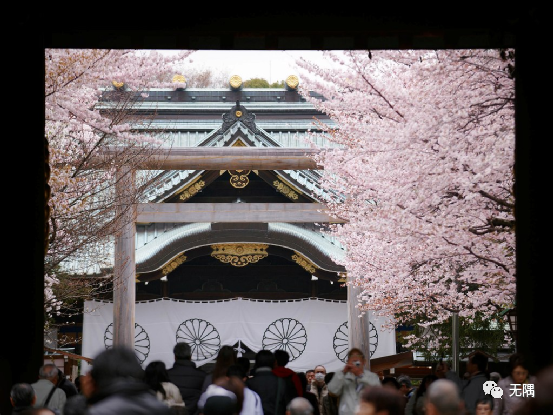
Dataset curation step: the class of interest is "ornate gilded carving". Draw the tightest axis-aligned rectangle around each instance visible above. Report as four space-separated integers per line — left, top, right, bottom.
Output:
229 170 250 188
178 178 205 201
222 101 257 133
291 251 318 273
273 179 300 200
285 75 299 90
112 80 124 89
161 253 187 275
172 74 186 83
172 74 186 90
229 75 243 89
337 272 347 283
211 243 269 267
231 139 247 147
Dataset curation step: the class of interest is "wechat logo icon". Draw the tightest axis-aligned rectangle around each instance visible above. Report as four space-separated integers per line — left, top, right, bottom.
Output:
483 381 503 399
483 381 497 395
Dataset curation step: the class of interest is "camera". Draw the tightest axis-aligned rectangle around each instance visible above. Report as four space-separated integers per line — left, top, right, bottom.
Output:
354 361 361 367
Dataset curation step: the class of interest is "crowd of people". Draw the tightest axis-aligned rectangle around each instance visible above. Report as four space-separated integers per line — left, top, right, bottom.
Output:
8 346 553 415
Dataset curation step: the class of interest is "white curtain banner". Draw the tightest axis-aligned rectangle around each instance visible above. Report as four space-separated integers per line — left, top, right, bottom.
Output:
81 298 395 374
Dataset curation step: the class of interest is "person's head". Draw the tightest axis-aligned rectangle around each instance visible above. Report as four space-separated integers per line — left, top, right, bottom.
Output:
508 353 530 384
415 374 439 399
397 374 412 395
475 397 493 415
274 349 291 367
325 372 335 387
489 372 501 383
144 360 171 397
203 395 238 415
10 383 36 408
236 356 251 377
74 375 81 392
424 379 463 415
88 346 145 395
347 348 366 368
55 368 66 385
381 376 400 390
306 370 315 384
297 371 308 390
227 364 247 382
356 385 405 415
512 363 553 415
314 365 327 384
213 345 238 381
254 349 276 369
468 352 488 373
286 396 314 415
173 342 192 361
38 364 60 385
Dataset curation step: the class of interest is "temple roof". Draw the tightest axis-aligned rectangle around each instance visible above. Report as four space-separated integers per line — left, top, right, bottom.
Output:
67 85 347 278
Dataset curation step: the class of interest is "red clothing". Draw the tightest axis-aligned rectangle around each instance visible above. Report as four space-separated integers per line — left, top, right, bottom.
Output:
272 366 304 397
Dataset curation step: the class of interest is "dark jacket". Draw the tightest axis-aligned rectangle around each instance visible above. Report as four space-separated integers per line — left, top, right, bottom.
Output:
322 393 338 415
273 366 303 399
246 367 287 415
303 390 321 415
445 371 487 415
58 378 79 399
167 359 207 415
85 378 171 415
11 405 35 414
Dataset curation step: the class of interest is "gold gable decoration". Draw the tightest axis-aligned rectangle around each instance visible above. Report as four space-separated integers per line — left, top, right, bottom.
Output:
231 139 247 147
229 170 250 188
162 253 187 275
291 251 318 274
211 243 269 267
273 179 300 200
178 178 205 201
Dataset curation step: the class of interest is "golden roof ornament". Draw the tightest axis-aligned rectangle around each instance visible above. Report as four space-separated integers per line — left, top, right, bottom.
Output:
229 75 243 90
211 243 269 267
112 80 124 89
172 74 186 83
285 75 299 90
172 74 186 90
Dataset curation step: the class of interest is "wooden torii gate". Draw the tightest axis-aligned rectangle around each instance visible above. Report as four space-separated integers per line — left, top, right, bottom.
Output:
107 146 375 365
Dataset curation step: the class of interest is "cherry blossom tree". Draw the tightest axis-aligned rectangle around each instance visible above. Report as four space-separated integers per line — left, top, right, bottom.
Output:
295 49 515 353
45 49 194 327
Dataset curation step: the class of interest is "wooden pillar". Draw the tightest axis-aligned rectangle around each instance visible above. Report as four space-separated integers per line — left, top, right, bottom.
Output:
347 281 372 370
113 165 136 348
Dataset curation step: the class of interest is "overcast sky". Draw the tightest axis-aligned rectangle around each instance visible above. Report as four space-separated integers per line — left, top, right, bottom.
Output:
178 49 329 84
